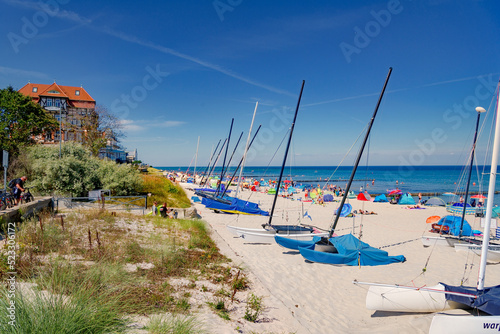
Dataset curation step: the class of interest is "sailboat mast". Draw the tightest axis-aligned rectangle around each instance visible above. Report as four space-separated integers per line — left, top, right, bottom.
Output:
329 68 392 237
194 136 200 177
221 125 262 199
217 131 244 196
236 102 259 198
200 139 221 185
459 109 484 238
217 119 234 193
478 83 500 290
267 80 305 226
203 139 227 187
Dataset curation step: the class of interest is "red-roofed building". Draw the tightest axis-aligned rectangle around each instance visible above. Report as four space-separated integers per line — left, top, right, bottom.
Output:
18 82 96 143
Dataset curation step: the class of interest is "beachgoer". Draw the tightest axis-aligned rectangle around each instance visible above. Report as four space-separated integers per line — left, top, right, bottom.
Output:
11 176 27 205
152 201 158 215
418 193 422 204
160 203 168 218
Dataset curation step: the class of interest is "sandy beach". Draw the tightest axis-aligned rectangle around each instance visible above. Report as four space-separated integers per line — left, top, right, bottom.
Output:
179 182 500 334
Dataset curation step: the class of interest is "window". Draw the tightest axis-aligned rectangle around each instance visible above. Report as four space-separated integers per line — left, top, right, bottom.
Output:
75 90 80 96
46 98 53 107
48 90 60 94
55 99 61 108
32 87 38 93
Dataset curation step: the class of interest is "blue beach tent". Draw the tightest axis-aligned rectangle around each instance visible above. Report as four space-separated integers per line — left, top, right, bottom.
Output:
373 194 388 202
437 215 474 236
398 193 416 205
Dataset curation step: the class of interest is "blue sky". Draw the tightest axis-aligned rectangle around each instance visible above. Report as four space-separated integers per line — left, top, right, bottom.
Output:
1 0 500 167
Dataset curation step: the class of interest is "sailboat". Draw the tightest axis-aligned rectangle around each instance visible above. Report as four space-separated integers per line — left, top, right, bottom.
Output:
422 107 486 248
201 105 269 216
273 68 405 266
359 81 500 331
228 81 328 242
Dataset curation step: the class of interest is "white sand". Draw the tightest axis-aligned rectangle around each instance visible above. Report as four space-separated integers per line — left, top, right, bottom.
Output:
180 183 500 334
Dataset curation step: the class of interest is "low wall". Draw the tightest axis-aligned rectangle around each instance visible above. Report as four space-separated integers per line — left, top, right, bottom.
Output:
0 197 54 228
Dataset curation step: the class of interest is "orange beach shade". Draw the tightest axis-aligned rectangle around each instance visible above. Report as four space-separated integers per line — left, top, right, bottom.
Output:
426 216 441 224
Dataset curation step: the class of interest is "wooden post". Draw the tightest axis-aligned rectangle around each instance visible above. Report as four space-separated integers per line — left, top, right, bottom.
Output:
88 227 92 250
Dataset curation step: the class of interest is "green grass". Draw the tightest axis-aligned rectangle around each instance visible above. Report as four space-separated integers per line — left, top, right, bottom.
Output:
147 314 207 334
244 293 264 323
0 265 128 333
142 174 191 208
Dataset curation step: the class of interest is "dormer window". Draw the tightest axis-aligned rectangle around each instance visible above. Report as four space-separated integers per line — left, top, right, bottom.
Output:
48 90 60 94
75 90 80 96
32 87 38 93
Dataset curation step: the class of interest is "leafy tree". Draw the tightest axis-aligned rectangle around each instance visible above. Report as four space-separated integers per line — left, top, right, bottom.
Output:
79 105 124 156
0 86 58 155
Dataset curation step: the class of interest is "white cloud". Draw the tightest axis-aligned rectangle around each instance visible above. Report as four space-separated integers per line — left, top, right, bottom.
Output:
0 66 50 80
120 119 145 132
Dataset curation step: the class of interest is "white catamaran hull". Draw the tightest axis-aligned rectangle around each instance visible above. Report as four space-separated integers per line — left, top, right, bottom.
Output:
429 314 500 334
366 283 465 313
455 243 500 262
421 235 450 247
226 225 274 237
236 230 329 244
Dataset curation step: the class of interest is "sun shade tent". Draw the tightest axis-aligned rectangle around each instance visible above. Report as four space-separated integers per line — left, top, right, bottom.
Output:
424 197 446 207
435 215 474 236
398 193 416 205
373 194 388 202
357 192 371 201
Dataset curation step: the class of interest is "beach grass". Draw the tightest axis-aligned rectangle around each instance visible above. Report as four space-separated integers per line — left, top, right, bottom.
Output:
0 265 128 333
141 174 191 208
147 313 207 334
1 209 250 331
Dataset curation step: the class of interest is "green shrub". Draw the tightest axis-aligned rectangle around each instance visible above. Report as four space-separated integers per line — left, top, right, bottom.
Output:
26 142 142 197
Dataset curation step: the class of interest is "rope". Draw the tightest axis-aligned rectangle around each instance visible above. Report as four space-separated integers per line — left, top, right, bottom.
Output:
377 237 420 249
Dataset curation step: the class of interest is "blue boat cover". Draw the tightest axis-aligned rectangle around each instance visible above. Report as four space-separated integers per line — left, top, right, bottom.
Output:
275 235 321 250
373 194 388 202
194 187 231 193
442 283 500 316
201 196 269 216
298 234 406 266
438 215 473 236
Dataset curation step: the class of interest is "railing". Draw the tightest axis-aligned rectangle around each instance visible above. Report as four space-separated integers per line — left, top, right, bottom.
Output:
55 195 148 214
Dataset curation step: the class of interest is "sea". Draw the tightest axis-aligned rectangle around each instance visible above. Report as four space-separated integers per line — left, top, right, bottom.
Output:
156 165 500 206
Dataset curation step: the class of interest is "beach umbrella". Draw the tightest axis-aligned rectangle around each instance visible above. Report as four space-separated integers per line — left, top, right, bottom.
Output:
471 194 487 199
335 203 352 217
388 189 402 196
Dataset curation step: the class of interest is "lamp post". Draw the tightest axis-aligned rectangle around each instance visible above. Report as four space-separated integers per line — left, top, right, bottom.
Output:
459 106 486 238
